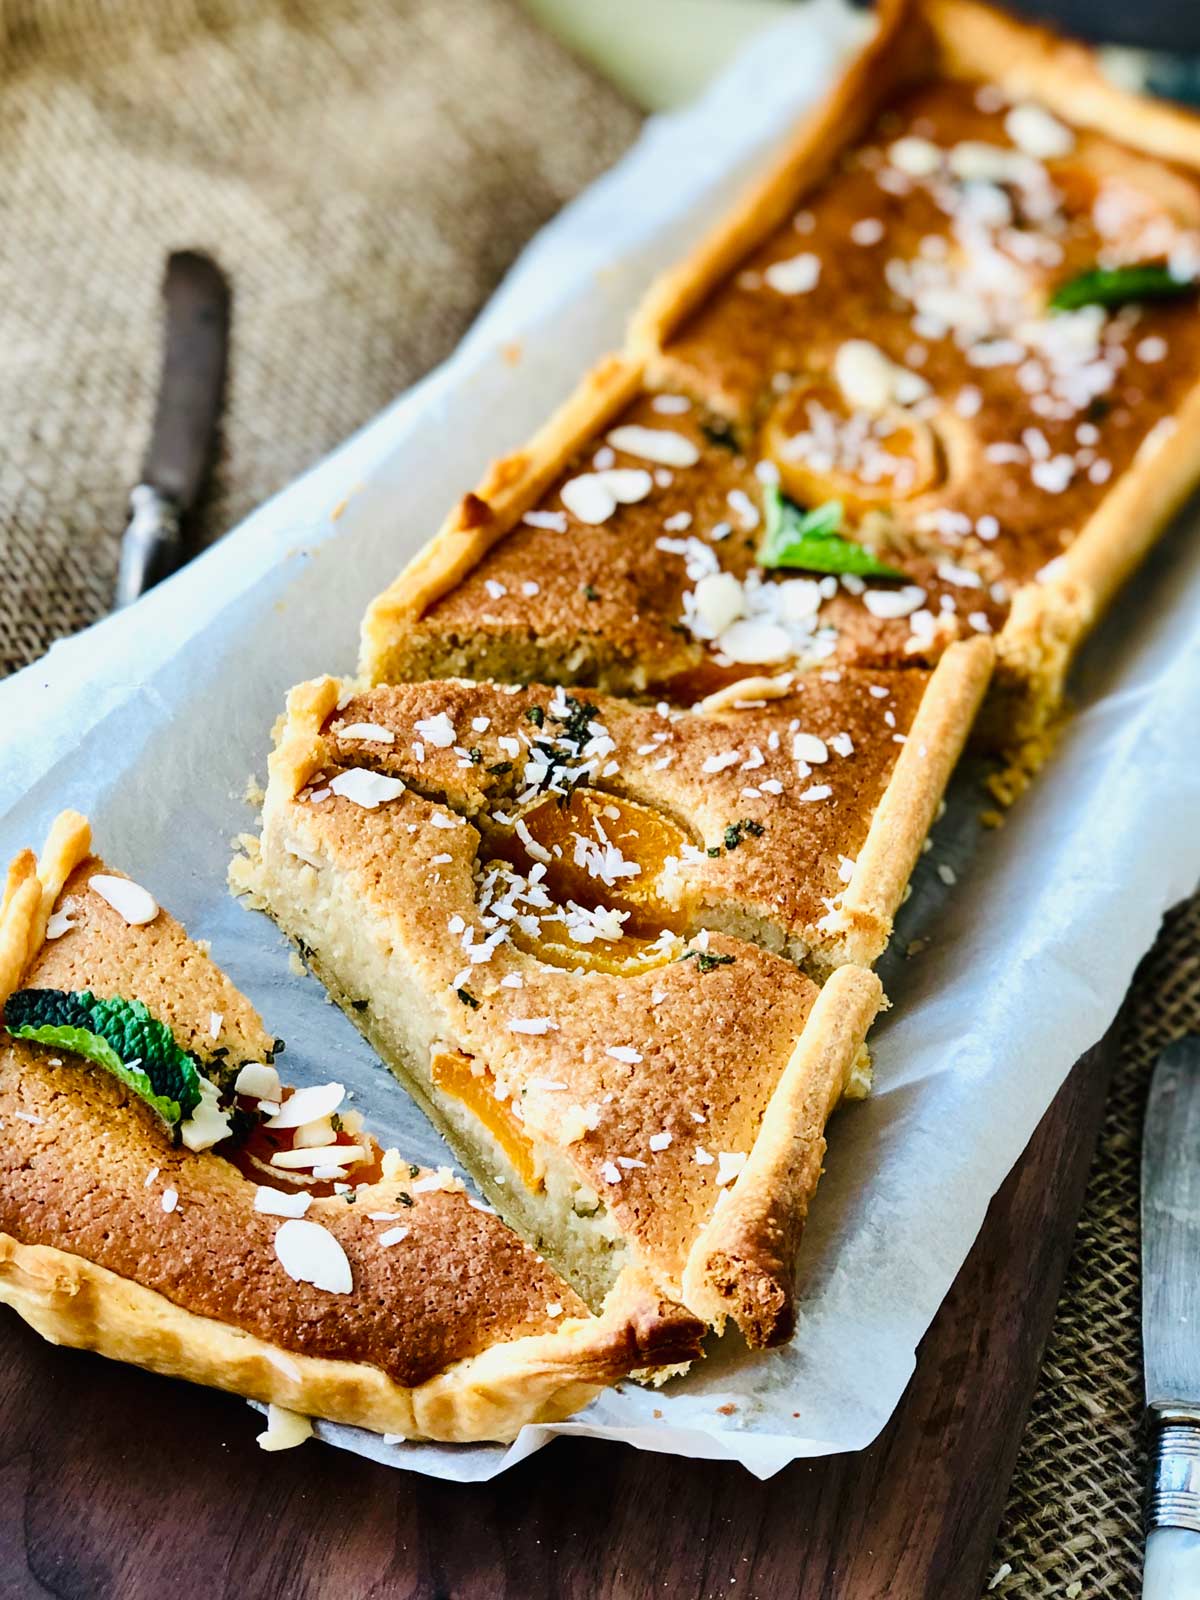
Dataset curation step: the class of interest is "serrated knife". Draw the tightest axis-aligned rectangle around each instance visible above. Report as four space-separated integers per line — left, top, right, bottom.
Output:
114 250 230 607
1142 1035 1200 1597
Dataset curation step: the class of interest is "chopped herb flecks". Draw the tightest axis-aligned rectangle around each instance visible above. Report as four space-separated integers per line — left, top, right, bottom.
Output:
555 695 600 750
700 418 739 452
722 818 766 852
681 949 736 974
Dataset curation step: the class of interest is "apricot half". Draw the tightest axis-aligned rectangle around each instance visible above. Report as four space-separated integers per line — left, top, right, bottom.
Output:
430 1047 541 1191
488 786 690 939
762 377 942 514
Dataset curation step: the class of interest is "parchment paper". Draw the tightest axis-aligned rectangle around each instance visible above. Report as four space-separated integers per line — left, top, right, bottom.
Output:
2 0 1199 1481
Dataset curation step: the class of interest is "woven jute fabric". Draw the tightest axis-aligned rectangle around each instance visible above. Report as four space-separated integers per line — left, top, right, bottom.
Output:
984 894 1200 1599
0 0 641 675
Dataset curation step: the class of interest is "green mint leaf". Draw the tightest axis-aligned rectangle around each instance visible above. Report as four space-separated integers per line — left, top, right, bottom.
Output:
1050 263 1196 312
6 1022 185 1128
758 486 904 579
4 988 205 1130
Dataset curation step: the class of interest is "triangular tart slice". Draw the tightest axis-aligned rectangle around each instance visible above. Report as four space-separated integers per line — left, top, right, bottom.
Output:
237 681 883 1346
0 812 700 1445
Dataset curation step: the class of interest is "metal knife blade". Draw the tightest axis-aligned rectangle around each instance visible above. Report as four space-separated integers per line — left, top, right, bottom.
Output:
1143 1036 1200 1416
115 250 230 607
1142 1036 1200 1572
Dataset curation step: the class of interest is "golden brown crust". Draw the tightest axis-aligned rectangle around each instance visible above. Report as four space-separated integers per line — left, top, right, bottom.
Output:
922 0 1200 167
992 376 1200 738
359 1 1200 745
681 964 882 1345
312 665 985 973
269 677 344 800
359 388 1002 702
628 0 931 360
361 355 645 682
630 0 1200 739
927 2 1200 736
0 1233 695 1444
315 672 928 966
831 636 992 962
0 810 92 1007
0 1033 588 1391
0 816 703 1442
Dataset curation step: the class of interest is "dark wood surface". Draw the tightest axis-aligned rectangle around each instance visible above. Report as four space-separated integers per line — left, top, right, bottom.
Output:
0 1030 1118 1600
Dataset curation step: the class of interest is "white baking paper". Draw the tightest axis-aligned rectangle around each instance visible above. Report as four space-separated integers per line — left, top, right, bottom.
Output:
2 0 1199 1482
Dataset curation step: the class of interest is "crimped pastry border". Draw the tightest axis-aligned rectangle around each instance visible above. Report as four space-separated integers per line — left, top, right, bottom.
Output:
828 636 992 968
0 1230 681 1444
0 808 92 1006
0 815 701 1443
681 963 882 1345
626 0 929 362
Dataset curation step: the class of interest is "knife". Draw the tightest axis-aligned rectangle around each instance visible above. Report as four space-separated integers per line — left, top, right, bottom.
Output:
1142 1035 1200 1597
114 250 230 607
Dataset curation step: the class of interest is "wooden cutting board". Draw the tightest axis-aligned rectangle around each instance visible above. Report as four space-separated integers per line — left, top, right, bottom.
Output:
0 1029 1116 1599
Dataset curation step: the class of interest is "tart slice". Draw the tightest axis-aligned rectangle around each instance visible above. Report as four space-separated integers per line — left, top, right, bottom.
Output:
236 680 884 1346
361 367 1002 698
254 665 985 975
0 812 701 1445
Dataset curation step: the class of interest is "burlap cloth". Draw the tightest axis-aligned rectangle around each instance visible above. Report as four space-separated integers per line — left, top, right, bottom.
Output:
986 901 1200 1600
0 3 1191 1594
0 0 641 673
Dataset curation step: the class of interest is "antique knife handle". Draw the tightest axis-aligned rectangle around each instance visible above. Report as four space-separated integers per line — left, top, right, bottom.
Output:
1148 1411 1200 1534
1144 1412 1200 1599
115 483 184 608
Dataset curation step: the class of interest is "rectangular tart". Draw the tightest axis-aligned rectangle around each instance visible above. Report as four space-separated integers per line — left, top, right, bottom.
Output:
237 679 884 1346
361 0 1200 745
0 812 701 1445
